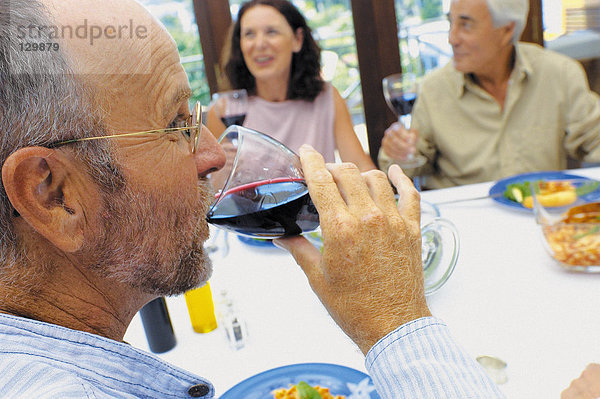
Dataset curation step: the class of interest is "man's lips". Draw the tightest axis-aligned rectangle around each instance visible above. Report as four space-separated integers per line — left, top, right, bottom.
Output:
452 49 467 58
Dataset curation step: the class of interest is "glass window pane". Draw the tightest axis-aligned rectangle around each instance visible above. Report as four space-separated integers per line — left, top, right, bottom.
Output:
543 0 600 97
544 0 600 39
302 1 364 125
543 0 600 80
394 0 451 75
137 0 210 106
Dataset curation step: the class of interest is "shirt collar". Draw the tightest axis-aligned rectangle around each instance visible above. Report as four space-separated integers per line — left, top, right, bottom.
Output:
510 42 533 83
0 313 215 398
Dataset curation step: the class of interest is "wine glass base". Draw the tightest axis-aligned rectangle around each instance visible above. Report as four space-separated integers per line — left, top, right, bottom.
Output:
421 218 460 296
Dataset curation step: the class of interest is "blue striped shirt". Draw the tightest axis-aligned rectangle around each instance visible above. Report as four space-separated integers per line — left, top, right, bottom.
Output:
366 317 506 398
0 313 214 398
0 313 504 398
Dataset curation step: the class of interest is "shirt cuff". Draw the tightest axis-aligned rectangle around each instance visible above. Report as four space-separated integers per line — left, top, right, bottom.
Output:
365 317 505 398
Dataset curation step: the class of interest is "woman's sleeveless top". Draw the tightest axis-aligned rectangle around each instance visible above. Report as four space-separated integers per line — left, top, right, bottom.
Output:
243 83 336 162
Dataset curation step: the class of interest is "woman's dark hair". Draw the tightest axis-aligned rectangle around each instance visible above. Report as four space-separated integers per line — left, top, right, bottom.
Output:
223 0 324 101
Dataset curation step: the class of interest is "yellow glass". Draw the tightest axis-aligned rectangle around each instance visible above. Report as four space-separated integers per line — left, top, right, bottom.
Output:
184 281 218 333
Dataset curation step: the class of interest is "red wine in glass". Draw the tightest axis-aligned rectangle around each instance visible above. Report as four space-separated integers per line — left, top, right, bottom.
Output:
390 92 417 116
206 177 319 238
221 114 246 127
212 89 248 128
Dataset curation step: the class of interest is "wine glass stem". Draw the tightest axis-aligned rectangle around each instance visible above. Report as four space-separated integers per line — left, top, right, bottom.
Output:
397 112 422 191
399 113 415 162
413 176 422 192
399 114 412 130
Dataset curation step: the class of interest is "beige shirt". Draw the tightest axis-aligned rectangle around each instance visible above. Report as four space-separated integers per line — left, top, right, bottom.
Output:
379 42 600 189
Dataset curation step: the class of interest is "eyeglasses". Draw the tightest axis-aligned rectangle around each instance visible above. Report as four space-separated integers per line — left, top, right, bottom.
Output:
48 102 202 154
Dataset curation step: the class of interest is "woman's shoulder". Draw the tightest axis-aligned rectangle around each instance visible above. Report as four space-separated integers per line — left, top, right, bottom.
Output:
317 82 335 102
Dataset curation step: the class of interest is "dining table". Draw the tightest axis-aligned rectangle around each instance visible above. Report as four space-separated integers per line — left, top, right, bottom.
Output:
124 166 600 398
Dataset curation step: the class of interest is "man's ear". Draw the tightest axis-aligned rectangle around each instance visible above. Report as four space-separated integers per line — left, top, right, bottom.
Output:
502 21 516 46
2 147 92 253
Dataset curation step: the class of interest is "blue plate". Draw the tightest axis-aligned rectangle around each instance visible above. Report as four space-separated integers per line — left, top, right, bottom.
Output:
237 235 276 247
488 171 599 211
220 363 380 399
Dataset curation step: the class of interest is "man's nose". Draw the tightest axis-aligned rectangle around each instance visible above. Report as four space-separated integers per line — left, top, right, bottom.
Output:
194 125 226 178
448 25 458 46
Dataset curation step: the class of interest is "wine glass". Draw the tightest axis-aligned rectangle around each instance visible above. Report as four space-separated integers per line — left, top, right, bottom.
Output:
420 215 459 295
211 89 248 127
206 125 319 238
208 89 248 252
304 199 458 295
382 73 427 188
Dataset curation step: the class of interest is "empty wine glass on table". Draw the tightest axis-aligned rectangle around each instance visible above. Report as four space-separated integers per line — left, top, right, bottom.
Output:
211 89 248 127
382 73 427 189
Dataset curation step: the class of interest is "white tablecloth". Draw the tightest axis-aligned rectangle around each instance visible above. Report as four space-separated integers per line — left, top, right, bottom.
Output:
124 167 600 398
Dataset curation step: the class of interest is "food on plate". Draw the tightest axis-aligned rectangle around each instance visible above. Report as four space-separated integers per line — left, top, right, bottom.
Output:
273 381 345 399
522 189 576 209
504 180 578 208
542 202 600 267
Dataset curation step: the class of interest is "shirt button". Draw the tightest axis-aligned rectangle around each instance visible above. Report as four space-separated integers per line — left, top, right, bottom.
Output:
188 383 210 397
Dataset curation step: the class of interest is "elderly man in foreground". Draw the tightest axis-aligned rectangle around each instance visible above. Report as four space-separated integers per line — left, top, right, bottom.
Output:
0 0 503 397
379 0 600 189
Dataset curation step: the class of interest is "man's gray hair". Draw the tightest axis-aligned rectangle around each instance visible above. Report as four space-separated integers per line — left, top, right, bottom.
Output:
0 0 124 279
486 0 529 43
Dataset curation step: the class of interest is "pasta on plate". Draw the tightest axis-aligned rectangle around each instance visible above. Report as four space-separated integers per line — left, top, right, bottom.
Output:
273 382 345 399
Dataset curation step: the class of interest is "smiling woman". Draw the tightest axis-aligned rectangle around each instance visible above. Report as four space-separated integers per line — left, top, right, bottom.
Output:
206 0 376 172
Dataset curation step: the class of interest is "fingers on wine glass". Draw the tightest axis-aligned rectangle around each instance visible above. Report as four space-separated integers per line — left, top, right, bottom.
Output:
363 169 397 215
298 146 346 218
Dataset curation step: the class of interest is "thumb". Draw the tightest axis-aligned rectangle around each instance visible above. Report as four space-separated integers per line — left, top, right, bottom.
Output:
273 235 324 284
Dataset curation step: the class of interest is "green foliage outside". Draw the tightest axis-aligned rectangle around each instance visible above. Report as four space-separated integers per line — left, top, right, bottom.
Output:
159 14 210 106
395 0 443 20
301 3 358 101
421 0 443 19
395 0 445 75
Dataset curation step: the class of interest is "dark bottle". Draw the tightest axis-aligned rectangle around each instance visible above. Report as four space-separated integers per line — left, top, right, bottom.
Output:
139 297 177 353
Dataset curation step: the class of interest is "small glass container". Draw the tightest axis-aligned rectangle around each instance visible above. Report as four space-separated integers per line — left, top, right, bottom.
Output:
184 282 218 333
476 355 508 385
217 290 248 350
531 178 600 272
